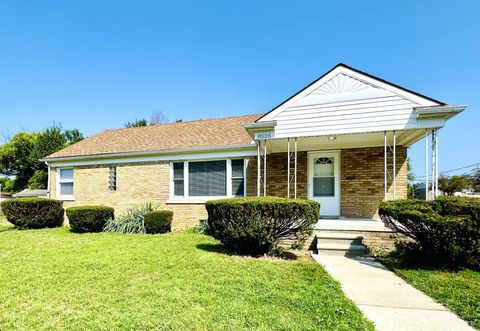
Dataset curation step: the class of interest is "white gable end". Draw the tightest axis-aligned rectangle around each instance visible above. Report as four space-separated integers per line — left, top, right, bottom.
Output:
258 65 443 139
291 73 394 107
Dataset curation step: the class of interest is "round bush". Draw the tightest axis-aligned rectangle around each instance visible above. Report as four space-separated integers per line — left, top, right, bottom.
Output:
144 210 173 234
206 197 320 256
66 206 114 233
0 198 64 229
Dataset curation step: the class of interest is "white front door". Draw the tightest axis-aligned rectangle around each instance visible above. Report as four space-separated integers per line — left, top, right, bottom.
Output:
308 151 341 217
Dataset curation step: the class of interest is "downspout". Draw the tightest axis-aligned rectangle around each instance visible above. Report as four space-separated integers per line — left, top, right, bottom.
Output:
45 161 51 198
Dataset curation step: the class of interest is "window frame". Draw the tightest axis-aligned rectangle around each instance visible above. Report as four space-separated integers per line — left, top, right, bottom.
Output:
108 166 117 191
169 158 246 202
57 167 74 200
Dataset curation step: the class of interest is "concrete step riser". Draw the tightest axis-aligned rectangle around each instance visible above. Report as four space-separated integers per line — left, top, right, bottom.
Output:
317 238 363 246
316 232 366 255
317 249 366 256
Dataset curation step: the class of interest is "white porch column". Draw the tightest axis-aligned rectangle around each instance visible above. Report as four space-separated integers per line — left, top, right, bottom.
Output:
431 129 439 199
257 141 261 196
294 138 297 199
425 129 429 200
384 131 387 200
435 130 439 198
287 138 290 198
263 140 267 196
393 130 396 200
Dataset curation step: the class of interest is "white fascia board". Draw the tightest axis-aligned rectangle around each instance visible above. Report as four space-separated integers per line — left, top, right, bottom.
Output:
45 145 257 167
415 105 467 119
259 65 442 122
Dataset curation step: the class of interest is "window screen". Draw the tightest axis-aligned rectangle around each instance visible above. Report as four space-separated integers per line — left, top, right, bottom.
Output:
173 162 184 196
231 159 244 197
188 160 226 196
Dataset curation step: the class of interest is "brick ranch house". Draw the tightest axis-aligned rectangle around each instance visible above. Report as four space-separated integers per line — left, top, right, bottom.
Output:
43 64 465 234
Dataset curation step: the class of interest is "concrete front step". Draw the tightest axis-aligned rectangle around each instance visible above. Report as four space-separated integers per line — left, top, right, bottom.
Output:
316 232 366 256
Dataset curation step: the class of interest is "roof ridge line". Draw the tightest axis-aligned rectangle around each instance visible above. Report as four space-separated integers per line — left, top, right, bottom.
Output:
103 113 264 133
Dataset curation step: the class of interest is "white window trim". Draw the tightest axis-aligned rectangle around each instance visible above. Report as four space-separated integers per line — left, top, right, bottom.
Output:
56 167 74 201
168 158 246 203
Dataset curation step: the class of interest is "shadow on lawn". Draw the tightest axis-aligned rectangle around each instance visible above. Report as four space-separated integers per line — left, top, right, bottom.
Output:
196 243 298 260
196 243 230 255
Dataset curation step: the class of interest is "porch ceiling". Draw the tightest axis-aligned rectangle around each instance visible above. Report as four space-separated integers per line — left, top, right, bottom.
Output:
263 129 426 153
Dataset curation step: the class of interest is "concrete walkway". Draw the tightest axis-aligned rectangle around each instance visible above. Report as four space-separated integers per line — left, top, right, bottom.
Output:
312 253 474 331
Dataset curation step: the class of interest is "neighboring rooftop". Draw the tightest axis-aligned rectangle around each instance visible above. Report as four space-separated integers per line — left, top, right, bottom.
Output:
12 189 48 198
45 114 262 159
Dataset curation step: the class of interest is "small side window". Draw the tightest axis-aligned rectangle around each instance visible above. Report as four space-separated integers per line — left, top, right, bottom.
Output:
173 162 184 196
231 159 245 197
108 166 117 191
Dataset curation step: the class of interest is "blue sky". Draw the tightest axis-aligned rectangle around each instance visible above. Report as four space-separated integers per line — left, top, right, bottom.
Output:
0 1 478 179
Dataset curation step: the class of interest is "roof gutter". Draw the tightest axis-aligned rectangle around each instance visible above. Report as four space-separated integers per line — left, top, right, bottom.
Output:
41 143 257 163
415 105 467 120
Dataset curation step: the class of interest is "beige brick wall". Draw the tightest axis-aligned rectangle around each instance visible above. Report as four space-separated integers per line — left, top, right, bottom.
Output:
50 162 206 229
341 146 407 218
246 153 307 199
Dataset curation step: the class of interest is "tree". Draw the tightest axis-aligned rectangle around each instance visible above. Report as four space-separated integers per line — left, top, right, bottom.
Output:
28 170 48 189
32 125 67 162
0 177 14 192
438 175 470 196
469 168 480 193
0 125 84 191
406 158 416 198
0 131 39 190
64 129 84 145
125 119 148 128
150 111 169 125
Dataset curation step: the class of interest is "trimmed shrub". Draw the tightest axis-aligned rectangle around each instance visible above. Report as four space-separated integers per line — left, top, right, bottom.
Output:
144 210 173 234
0 198 64 229
103 202 157 234
379 197 480 270
206 197 319 256
66 206 114 233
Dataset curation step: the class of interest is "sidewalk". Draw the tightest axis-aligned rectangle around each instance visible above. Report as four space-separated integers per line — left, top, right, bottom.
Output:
312 253 474 331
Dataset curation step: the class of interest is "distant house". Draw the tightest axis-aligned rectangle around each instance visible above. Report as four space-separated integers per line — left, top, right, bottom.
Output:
42 64 466 229
12 189 48 198
0 191 13 202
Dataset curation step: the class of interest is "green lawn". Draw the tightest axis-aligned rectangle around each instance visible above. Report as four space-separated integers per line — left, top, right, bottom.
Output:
0 224 373 330
0 214 13 230
381 259 480 329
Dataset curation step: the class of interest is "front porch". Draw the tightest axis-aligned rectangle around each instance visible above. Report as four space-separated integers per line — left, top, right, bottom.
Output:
246 131 413 219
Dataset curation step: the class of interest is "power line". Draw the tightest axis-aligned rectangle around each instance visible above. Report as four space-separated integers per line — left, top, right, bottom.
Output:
413 162 480 180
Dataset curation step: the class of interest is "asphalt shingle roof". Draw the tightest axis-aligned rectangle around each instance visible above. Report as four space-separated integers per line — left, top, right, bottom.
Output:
46 114 262 159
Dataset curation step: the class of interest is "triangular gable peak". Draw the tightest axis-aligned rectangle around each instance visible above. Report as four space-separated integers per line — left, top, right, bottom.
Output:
256 64 447 138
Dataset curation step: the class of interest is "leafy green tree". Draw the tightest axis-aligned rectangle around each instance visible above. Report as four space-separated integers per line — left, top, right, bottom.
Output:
125 119 148 128
0 132 39 190
32 125 67 162
469 168 480 192
28 170 48 189
0 177 14 192
64 129 84 145
0 125 84 191
438 175 470 196
406 158 416 198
